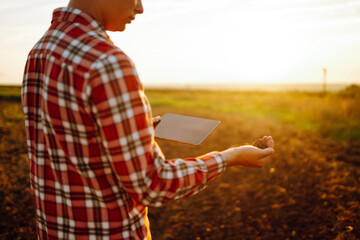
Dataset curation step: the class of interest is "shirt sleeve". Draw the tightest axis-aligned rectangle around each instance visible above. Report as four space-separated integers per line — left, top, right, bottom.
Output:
86 51 227 207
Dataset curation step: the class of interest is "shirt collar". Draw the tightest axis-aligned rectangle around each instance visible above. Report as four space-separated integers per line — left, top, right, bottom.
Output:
51 7 111 42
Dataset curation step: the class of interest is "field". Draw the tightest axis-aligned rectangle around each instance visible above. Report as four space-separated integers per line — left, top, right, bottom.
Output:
0 85 359 239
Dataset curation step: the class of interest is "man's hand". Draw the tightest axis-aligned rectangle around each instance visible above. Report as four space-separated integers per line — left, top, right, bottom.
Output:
222 136 274 168
152 116 161 128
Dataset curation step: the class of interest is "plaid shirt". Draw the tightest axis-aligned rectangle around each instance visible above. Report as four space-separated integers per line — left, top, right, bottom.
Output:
21 7 226 240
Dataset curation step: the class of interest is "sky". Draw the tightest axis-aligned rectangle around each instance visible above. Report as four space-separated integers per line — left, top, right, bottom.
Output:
1 0 360 87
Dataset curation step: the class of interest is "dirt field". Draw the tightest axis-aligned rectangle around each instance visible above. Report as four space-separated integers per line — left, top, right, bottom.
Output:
0 87 359 239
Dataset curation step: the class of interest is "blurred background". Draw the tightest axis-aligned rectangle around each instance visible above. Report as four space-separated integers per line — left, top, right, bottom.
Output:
0 0 359 239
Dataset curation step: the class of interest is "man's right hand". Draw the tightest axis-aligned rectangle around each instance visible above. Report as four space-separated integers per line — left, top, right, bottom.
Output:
152 116 161 128
222 136 274 168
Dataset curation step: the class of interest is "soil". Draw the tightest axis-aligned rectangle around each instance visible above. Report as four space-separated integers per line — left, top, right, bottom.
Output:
148 108 360 240
0 104 359 240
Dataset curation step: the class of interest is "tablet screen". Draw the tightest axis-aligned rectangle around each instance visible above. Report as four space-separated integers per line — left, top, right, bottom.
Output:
154 113 220 145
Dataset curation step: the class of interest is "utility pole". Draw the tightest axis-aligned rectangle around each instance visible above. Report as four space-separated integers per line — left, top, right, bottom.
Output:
322 67 327 92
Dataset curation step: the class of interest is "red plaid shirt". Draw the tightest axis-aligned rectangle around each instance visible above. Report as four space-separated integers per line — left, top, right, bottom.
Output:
21 7 226 240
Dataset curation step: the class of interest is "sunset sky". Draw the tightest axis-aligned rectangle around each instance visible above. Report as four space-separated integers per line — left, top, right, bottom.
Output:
1 0 360 87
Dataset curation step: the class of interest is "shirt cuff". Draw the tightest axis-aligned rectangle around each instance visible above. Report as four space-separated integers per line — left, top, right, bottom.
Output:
199 151 227 181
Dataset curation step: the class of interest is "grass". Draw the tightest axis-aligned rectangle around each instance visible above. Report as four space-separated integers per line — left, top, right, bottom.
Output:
0 85 22 101
146 85 360 141
2 84 360 141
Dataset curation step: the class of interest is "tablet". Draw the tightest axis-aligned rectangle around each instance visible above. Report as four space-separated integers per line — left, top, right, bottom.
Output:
154 113 220 145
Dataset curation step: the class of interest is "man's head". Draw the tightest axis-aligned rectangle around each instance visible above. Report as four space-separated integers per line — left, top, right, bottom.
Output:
68 0 144 31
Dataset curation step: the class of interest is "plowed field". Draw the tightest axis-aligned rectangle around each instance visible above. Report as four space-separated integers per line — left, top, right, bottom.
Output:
1 87 359 239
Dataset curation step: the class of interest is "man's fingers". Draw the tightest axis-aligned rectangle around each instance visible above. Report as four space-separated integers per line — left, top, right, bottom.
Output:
261 136 274 148
265 136 274 148
152 116 161 128
153 116 161 122
260 147 274 157
253 136 274 149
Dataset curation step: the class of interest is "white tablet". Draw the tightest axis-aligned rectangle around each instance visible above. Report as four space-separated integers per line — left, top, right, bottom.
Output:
154 113 220 145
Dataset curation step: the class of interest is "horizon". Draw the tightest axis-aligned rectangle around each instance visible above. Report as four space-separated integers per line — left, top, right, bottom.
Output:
1 82 357 92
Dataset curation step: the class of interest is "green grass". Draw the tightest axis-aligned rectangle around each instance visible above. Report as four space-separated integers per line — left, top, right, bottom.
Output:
146 87 360 141
1 85 359 141
0 85 21 101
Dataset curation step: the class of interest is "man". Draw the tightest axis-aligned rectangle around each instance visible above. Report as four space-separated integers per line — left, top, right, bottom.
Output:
21 0 275 239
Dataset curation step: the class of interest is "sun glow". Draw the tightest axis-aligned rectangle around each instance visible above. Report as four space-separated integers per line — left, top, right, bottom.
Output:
112 0 360 86
221 15 308 82
1 0 360 86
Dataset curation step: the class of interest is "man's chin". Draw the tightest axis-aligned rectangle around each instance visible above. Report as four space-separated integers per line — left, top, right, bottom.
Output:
107 24 127 32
